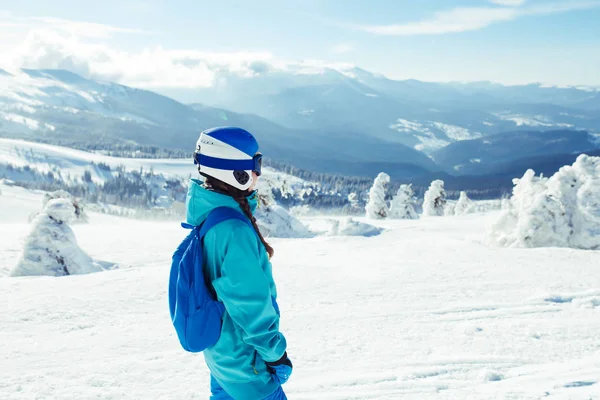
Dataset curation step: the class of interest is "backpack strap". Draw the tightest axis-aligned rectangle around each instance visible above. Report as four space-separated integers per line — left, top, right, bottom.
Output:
198 207 255 240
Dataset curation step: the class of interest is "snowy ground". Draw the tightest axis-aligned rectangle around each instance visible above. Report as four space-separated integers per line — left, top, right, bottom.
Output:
1 184 600 399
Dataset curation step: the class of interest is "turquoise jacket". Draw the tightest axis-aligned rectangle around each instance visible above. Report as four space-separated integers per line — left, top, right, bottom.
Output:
186 179 287 400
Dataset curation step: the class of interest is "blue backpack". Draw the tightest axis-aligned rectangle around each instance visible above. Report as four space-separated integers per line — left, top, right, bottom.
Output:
168 207 255 353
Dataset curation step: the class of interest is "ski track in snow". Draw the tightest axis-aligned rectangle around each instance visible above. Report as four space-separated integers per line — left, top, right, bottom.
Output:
1 185 600 399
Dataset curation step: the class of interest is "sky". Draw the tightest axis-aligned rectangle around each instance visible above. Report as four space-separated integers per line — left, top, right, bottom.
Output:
0 0 599 91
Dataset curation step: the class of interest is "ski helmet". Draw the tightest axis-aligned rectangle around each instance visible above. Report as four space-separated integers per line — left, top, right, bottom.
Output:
194 127 263 191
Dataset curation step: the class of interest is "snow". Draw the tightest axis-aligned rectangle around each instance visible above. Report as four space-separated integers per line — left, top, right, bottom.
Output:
389 119 450 152
489 155 600 249
1 197 600 398
0 138 302 189
254 190 312 239
2 113 40 130
494 113 574 128
328 217 384 237
389 119 480 152
0 69 160 136
431 122 482 141
0 138 195 182
0 139 314 238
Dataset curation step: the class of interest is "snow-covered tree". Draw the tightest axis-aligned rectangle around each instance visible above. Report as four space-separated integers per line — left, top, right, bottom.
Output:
389 184 419 219
423 180 447 217
29 190 89 223
488 154 600 249
348 192 360 210
11 198 104 277
444 203 456 216
454 191 474 216
366 172 390 219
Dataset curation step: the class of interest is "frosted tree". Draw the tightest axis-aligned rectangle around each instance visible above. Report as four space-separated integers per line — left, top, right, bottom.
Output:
574 156 600 247
454 191 474 216
423 180 447 216
11 198 104 277
488 154 600 249
348 193 360 210
30 190 88 223
366 172 390 219
389 184 419 219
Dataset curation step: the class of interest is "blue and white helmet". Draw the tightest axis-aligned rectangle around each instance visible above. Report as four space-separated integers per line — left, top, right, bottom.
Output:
194 127 263 191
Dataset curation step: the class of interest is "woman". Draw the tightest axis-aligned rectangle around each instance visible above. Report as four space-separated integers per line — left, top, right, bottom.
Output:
186 127 292 400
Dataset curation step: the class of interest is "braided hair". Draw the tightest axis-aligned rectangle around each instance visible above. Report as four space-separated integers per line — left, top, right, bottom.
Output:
203 176 274 259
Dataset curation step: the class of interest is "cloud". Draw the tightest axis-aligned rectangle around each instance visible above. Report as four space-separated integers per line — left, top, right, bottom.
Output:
5 29 276 88
489 0 526 6
332 43 355 54
30 17 149 39
0 11 363 90
0 13 148 40
0 22 351 89
355 1 600 36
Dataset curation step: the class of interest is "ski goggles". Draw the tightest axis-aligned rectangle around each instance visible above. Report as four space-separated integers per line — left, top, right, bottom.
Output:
195 152 263 176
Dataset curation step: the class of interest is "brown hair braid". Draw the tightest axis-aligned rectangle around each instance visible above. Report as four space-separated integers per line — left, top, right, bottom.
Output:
203 176 274 259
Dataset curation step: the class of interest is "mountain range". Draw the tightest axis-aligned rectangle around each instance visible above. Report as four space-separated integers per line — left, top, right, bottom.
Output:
1 67 599 188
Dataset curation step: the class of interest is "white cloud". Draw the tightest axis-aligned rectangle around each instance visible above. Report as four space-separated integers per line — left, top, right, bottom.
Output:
29 17 149 39
360 7 517 35
4 29 277 88
0 20 351 89
332 43 355 54
0 13 149 43
489 0 526 6
355 1 600 36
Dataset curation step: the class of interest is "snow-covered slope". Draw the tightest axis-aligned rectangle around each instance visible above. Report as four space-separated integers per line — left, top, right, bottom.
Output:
0 138 316 235
0 137 197 182
1 206 599 398
0 69 215 146
0 138 306 190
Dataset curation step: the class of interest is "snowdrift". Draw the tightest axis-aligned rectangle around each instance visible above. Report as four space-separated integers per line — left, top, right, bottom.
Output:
488 154 600 249
328 218 384 237
256 203 313 238
254 183 312 238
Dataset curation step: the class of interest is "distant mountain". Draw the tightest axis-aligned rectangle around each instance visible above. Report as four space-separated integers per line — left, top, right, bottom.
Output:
432 129 596 174
3 68 599 184
187 66 600 153
477 148 600 180
0 69 435 180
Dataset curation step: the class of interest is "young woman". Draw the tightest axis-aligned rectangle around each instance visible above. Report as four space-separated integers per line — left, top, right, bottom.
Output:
186 127 292 400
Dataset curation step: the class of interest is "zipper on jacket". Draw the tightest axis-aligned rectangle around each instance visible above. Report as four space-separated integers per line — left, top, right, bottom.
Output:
251 351 259 375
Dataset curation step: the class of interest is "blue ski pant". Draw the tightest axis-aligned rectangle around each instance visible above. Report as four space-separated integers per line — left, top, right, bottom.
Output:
210 376 287 400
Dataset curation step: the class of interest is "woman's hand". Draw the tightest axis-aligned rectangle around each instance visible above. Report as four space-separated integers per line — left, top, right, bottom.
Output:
265 352 293 385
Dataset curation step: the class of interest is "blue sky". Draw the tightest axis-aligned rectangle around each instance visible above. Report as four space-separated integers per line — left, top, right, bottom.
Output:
1 0 599 88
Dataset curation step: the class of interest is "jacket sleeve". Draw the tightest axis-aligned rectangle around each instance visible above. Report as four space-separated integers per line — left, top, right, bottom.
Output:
211 222 287 363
